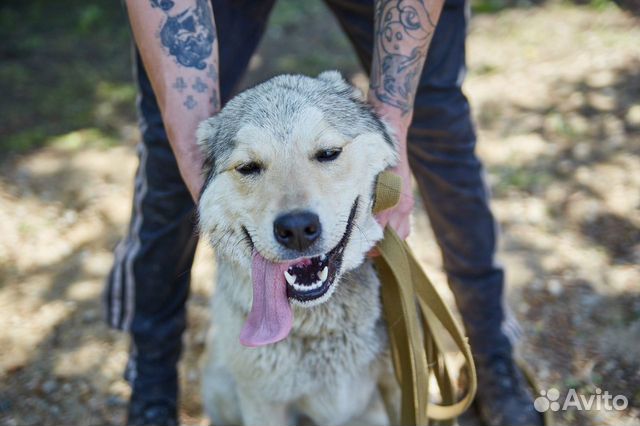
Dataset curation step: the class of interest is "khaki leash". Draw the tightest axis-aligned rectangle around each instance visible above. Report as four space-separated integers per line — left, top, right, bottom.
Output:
372 171 478 426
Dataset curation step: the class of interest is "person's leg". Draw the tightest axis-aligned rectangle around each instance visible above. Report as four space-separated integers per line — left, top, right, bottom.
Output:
105 51 198 426
212 0 278 103
325 1 541 425
105 1 277 424
407 4 512 359
325 0 510 358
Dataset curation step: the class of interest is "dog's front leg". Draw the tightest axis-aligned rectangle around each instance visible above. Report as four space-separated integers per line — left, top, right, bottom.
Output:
236 386 290 426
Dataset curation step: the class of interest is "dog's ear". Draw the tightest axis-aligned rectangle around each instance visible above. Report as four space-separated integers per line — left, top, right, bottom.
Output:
197 115 219 180
317 70 365 101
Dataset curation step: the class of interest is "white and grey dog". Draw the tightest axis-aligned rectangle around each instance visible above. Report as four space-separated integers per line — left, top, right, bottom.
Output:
197 71 400 426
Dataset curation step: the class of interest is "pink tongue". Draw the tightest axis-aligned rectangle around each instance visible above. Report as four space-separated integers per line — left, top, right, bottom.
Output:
239 250 294 347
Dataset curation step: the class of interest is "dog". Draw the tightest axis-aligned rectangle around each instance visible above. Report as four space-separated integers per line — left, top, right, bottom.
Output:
197 71 401 426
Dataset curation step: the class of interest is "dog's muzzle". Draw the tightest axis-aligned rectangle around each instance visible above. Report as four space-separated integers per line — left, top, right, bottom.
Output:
284 198 358 304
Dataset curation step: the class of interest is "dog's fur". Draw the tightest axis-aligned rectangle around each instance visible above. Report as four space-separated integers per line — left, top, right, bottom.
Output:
197 71 400 426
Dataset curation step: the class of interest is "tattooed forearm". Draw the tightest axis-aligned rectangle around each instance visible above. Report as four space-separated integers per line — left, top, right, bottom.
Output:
370 0 436 115
147 0 220 111
153 0 216 70
126 0 219 196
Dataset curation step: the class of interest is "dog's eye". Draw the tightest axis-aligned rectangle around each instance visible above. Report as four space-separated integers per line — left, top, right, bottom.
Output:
235 162 262 175
315 148 342 162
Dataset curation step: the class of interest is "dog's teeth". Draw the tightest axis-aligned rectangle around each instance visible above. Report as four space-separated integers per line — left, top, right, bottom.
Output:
310 280 322 290
284 270 296 285
320 254 326 262
319 266 328 282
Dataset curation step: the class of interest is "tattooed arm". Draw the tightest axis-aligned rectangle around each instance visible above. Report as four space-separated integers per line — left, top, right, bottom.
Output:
125 0 220 200
369 0 444 239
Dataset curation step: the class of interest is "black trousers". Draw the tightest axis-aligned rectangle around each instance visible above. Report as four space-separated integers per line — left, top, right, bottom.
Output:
105 0 514 402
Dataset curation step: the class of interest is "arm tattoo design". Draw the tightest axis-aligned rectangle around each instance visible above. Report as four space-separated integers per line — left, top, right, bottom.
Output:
371 0 435 115
172 77 187 92
150 0 220 110
171 72 218 110
184 95 198 110
150 0 175 11
192 77 208 93
151 0 216 70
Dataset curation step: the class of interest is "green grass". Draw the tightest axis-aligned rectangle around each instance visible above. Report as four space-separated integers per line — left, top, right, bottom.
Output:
470 0 620 14
0 0 356 154
2 0 625 154
490 165 554 196
0 0 134 153
244 0 360 84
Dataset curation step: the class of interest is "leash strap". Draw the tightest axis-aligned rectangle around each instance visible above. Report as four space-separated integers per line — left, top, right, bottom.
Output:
373 171 477 425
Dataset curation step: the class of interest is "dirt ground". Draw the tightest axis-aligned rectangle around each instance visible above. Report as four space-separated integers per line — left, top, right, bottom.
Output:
1 1 639 426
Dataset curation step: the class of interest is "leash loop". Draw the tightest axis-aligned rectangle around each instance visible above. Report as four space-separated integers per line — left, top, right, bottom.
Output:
373 171 478 425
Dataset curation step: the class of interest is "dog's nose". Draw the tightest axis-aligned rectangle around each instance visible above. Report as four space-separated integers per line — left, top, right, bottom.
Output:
273 211 322 251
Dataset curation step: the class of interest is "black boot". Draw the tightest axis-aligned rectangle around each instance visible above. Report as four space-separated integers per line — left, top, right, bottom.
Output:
471 352 543 426
124 351 180 426
126 395 178 426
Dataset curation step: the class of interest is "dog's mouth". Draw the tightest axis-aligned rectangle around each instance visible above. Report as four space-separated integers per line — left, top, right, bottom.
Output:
239 198 359 348
284 200 357 304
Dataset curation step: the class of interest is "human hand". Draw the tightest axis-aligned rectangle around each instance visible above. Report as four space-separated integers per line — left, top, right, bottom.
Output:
375 125 414 240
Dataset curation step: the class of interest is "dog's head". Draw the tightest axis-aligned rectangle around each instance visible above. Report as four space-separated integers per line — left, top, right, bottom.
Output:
197 72 397 346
